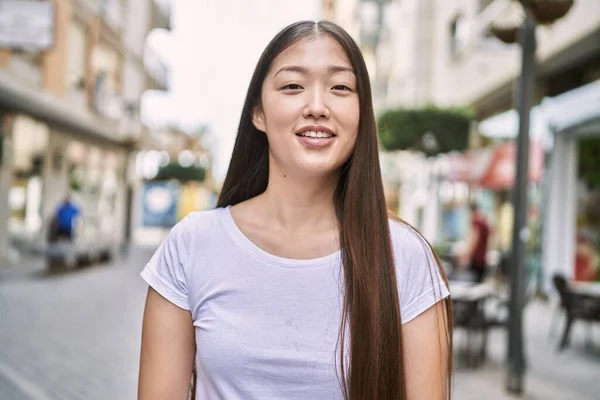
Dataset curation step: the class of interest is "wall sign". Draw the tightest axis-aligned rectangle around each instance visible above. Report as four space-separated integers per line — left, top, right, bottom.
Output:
0 1 55 51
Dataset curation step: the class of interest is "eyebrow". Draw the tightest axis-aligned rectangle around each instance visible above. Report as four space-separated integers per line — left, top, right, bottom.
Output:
273 65 355 77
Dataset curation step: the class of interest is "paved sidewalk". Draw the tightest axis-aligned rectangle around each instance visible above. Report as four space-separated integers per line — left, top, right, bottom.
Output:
0 246 598 399
0 247 153 400
453 299 600 399
0 253 47 282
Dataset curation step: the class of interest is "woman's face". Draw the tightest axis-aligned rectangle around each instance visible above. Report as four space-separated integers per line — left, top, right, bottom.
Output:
253 35 360 177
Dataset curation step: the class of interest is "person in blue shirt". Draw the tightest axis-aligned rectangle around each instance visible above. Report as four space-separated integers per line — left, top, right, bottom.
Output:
53 195 81 241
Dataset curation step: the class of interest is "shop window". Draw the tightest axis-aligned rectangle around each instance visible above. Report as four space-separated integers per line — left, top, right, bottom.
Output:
98 153 120 236
575 137 600 282
66 144 122 241
9 116 49 237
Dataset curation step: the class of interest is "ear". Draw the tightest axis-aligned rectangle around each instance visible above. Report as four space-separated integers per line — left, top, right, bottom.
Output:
252 105 266 133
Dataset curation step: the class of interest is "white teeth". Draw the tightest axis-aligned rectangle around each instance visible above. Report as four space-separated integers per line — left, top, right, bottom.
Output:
299 130 333 138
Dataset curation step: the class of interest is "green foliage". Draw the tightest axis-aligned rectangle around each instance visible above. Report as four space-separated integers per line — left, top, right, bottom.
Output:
377 106 473 156
153 163 207 183
578 137 600 189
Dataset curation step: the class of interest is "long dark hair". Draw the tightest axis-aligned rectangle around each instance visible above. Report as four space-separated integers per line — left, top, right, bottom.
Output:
217 20 452 399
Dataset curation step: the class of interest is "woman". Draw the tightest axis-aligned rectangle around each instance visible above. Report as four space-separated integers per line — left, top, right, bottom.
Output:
139 20 452 400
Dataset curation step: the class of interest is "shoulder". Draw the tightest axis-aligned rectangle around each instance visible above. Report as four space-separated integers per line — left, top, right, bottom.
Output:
388 218 450 324
170 208 223 245
183 208 222 231
388 218 432 262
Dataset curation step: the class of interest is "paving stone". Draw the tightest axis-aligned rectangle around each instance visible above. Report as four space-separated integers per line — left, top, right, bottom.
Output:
0 246 598 399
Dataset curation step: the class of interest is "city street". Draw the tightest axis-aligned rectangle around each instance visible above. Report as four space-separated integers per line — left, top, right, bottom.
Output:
0 248 154 400
0 246 599 400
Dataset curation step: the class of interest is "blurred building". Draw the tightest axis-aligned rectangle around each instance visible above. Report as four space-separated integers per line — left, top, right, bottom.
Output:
325 1 600 273
0 0 171 262
132 127 216 246
325 0 599 114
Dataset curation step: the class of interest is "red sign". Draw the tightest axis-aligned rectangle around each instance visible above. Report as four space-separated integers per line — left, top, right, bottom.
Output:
448 141 544 190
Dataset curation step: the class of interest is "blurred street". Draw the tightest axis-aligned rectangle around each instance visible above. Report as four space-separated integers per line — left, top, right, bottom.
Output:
0 247 154 400
0 245 598 400
0 0 599 398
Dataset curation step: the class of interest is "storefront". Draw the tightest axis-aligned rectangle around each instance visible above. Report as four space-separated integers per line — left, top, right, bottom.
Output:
542 80 600 283
7 115 49 246
0 68 133 259
2 113 129 254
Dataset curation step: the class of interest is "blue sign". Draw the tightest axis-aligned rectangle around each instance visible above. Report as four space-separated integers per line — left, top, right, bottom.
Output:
142 181 178 228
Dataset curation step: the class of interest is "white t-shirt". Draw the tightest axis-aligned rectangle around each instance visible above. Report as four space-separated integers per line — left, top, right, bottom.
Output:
141 206 449 400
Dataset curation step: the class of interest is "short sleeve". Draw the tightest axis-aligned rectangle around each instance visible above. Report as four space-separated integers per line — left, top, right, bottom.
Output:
395 225 450 324
140 216 191 310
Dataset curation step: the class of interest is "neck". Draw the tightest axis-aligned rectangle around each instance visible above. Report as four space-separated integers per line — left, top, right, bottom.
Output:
254 163 340 232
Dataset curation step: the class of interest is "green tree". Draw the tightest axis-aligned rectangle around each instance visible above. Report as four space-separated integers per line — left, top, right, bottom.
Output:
153 163 206 183
377 106 473 156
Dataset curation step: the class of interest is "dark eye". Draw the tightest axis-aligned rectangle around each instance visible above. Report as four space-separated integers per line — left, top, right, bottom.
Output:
282 84 303 91
332 85 352 91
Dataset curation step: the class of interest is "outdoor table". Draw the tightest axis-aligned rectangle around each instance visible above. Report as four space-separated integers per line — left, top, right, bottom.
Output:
450 281 496 301
571 281 600 297
449 281 496 367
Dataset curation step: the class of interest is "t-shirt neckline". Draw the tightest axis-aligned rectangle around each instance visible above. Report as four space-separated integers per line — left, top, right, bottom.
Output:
218 206 341 268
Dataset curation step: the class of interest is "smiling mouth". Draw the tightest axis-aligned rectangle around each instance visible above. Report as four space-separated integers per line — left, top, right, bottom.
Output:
295 130 335 138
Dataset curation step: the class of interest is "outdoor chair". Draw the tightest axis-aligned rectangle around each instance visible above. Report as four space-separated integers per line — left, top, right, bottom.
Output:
453 296 490 367
552 274 600 351
548 286 567 338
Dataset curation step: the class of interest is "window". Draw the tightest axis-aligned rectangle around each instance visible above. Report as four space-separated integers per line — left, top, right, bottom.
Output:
91 43 122 119
67 21 87 91
449 14 469 58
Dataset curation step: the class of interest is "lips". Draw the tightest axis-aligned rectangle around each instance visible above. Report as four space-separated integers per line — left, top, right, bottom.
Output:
295 126 336 148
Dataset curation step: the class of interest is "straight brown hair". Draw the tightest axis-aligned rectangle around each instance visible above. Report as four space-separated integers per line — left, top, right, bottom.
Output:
217 20 452 399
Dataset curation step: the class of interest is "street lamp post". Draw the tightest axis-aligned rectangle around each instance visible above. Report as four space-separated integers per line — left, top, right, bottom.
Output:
507 11 537 394
486 0 574 394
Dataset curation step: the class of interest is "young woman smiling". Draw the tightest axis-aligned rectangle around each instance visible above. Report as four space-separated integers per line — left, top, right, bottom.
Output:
138 20 452 400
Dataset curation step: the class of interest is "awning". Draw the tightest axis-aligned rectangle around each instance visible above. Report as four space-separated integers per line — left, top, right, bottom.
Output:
447 140 544 190
542 80 600 136
478 80 600 142
478 105 552 148
0 70 131 149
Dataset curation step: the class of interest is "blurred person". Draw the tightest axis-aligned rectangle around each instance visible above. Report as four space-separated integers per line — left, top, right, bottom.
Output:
49 195 81 242
138 21 452 400
458 202 490 283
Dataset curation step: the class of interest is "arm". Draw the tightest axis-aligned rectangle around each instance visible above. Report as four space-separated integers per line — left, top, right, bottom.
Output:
403 300 450 400
138 287 196 400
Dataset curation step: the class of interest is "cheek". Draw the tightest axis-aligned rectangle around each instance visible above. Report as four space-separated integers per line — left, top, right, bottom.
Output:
340 101 360 143
261 95 298 133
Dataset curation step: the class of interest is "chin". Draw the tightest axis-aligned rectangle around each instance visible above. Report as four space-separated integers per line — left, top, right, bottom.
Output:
294 159 345 177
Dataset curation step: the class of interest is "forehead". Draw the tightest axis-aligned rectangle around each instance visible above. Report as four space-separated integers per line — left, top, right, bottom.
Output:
269 35 352 74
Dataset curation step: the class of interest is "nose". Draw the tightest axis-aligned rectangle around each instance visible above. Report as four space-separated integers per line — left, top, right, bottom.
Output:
303 87 330 119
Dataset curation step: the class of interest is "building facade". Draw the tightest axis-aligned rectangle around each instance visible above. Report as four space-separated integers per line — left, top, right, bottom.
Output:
324 0 600 272
0 0 171 263
325 0 599 115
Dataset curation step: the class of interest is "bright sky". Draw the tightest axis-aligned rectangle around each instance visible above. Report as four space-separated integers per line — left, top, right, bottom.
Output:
143 0 322 181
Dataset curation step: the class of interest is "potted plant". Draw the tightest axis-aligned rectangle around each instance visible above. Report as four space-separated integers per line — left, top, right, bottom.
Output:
519 0 575 24
490 25 520 44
